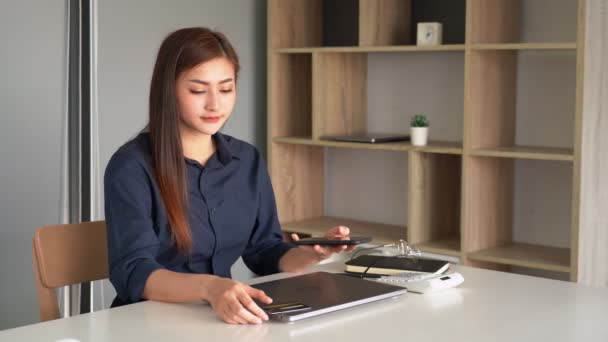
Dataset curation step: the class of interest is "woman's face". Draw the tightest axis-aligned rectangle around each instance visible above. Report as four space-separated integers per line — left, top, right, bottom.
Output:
175 57 236 138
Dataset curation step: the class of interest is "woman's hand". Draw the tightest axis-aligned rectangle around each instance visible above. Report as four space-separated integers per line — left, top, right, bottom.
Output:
205 277 272 324
280 226 354 273
291 225 356 260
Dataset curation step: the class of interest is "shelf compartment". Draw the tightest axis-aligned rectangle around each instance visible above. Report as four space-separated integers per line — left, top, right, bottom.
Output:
276 45 466 54
417 237 461 257
410 0 466 44
462 157 573 274
469 146 574 161
409 152 462 255
269 54 312 138
271 144 324 224
471 43 577 51
468 0 579 45
268 0 323 49
461 157 514 263
312 52 367 140
271 0 467 48
468 0 519 45
270 0 408 48
466 49 576 151
282 216 407 246
466 50 517 149
359 0 412 46
467 243 570 273
323 0 360 47
273 137 463 154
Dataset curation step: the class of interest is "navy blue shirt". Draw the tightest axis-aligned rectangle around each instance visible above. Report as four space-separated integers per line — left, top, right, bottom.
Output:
104 132 296 305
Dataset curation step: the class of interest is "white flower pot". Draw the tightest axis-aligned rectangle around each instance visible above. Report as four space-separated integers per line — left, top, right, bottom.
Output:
411 127 428 146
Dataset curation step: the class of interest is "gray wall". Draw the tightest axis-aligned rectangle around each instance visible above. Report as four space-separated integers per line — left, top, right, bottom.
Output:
97 0 267 167
0 1 67 330
0 0 266 330
95 0 266 309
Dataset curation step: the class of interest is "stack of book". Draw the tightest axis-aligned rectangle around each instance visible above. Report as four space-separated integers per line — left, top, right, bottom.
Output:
344 255 450 276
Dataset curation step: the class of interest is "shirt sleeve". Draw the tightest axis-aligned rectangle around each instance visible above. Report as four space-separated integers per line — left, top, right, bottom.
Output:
104 152 165 303
242 151 297 275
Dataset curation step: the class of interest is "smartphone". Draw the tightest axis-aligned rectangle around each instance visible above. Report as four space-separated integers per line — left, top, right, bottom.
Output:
292 236 372 246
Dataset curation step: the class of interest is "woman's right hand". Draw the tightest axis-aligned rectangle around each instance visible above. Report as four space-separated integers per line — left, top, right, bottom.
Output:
205 277 273 324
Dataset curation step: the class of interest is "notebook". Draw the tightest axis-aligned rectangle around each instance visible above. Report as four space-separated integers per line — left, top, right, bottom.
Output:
344 255 450 276
250 271 408 322
320 133 410 143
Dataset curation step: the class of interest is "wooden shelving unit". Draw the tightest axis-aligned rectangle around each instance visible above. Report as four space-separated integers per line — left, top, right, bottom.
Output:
273 137 463 154
470 43 577 51
468 243 571 273
469 146 574 161
268 0 585 281
276 45 466 54
417 238 461 257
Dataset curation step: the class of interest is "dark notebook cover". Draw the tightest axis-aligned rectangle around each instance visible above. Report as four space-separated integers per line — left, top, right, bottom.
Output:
345 255 450 275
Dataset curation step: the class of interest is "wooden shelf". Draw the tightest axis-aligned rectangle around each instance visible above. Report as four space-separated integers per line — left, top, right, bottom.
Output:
467 243 571 273
273 137 463 155
471 43 577 51
269 0 585 282
282 216 406 246
417 238 461 257
276 43 577 54
468 146 574 161
276 45 466 54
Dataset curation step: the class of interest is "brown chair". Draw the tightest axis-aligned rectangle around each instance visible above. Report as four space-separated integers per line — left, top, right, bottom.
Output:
32 221 108 322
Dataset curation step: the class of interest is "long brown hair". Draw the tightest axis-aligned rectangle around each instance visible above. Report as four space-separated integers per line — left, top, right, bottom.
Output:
148 27 240 253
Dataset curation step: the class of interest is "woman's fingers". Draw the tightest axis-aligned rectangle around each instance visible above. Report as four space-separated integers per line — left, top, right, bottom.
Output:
247 287 273 305
238 307 263 324
292 225 352 262
312 244 345 259
325 225 350 238
221 306 246 324
210 279 273 324
227 295 263 324
240 288 271 321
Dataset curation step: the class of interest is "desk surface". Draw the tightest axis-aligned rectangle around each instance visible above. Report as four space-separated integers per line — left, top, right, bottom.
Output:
2 262 608 342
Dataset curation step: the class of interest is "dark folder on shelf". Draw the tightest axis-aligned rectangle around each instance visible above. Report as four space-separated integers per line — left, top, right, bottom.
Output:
345 255 450 276
320 133 410 143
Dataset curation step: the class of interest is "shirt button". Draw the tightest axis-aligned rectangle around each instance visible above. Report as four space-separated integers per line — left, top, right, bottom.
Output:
211 208 216 214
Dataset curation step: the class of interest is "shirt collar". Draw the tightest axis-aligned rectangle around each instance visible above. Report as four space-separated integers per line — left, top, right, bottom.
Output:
168 132 242 169
213 132 240 165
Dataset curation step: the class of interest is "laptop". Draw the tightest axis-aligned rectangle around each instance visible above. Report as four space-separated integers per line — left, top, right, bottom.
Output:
320 133 410 143
250 271 408 322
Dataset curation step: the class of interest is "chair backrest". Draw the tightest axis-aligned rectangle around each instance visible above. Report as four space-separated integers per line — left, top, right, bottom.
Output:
32 221 108 322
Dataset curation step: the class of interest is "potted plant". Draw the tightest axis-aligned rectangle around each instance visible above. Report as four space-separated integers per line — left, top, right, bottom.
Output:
410 114 429 146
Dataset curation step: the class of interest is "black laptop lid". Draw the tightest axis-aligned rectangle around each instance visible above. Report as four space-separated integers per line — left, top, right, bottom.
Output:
250 272 407 321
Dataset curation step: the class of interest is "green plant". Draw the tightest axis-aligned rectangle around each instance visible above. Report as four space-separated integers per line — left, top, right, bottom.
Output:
410 114 429 127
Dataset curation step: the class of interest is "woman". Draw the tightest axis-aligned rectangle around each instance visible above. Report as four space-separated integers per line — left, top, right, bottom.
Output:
104 27 352 325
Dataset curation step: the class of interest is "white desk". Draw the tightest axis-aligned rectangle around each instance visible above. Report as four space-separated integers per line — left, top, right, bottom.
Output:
2 262 607 342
